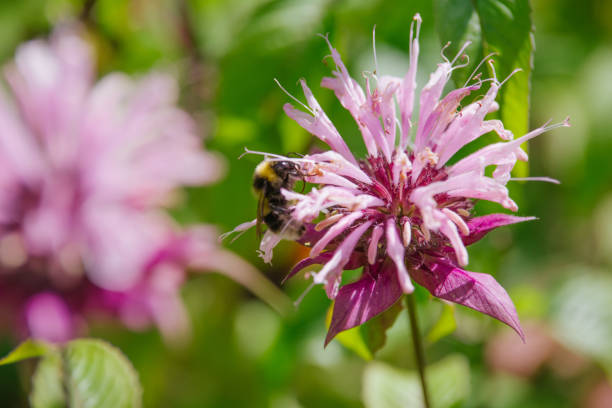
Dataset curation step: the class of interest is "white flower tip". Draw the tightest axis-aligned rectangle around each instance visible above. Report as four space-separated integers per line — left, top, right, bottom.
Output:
402 282 415 294
311 270 326 285
413 13 422 23
458 252 469 267
503 199 519 212
402 221 412 246
399 271 414 293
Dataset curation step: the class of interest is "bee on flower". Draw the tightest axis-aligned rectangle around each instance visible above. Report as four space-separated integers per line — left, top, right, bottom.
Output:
225 14 569 344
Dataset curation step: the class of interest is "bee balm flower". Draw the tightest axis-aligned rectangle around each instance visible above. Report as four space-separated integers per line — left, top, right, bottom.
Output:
0 28 281 345
229 15 568 344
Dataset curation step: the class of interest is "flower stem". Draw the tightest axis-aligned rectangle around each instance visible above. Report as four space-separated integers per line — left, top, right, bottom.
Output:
405 293 431 408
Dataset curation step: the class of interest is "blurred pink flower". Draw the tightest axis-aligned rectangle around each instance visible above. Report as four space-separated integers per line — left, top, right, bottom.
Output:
0 29 284 344
228 15 568 344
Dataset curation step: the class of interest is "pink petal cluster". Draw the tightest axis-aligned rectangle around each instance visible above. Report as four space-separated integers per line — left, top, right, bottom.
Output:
231 15 568 344
0 29 226 344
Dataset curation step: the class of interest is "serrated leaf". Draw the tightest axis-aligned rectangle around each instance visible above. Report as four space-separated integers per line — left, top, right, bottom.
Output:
426 303 456 344
363 301 403 355
434 0 534 177
326 303 373 360
362 354 471 408
30 338 142 408
0 339 52 366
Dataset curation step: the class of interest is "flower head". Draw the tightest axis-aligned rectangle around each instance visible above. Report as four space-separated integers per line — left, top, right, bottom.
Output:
228 14 569 344
0 28 230 344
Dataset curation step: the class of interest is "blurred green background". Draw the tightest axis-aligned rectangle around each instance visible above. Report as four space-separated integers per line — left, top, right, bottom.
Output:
1 0 612 407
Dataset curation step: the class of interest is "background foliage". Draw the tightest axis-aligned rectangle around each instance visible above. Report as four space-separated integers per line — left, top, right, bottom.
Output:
1 0 612 406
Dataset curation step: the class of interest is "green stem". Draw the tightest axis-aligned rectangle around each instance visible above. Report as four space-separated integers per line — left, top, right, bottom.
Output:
405 294 431 408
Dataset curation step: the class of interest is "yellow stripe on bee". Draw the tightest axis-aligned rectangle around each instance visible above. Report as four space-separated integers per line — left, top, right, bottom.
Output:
256 161 278 180
262 200 271 216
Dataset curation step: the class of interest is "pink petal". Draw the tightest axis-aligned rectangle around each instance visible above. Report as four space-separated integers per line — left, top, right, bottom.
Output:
435 83 502 166
310 211 363 257
421 85 479 153
283 251 367 284
377 76 400 149
414 62 452 152
325 262 403 345
367 223 384 264
448 120 569 183
385 218 413 293
398 14 421 150
412 260 524 340
464 214 536 246
284 253 332 284
319 38 380 158
283 79 357 164
313 221 373 298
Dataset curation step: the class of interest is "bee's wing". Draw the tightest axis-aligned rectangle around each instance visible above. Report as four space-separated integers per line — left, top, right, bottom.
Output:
256 192 265 240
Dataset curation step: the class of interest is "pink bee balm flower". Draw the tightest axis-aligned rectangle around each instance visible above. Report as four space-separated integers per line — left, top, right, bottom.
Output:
228 14 569 344
0 28 284 345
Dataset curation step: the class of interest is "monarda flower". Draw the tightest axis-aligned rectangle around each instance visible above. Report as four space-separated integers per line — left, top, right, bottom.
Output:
228 14 569 345
0 28 284 345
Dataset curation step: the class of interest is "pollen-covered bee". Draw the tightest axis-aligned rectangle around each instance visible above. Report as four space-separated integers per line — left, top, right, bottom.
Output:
253 159 305 239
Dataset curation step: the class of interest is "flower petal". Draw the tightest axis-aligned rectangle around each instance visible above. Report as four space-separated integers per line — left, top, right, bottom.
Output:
412 260 524 340
313 221 373 298
325 262 403 345
398 14 422 150
385 218 414 293
463 214 536 246
310 211 363 257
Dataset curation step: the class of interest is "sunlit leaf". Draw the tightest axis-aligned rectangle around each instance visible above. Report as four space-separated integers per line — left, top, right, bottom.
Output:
426 303 456 344
363 301 403 355
30 351 65 408
362 354 471 408
326 303 373 360
29 338 142 408
0 339 52 366
435 0 534 177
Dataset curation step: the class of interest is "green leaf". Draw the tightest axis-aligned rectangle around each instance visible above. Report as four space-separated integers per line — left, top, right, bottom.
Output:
0 339 52 366
30 338 142 408
30 351 65 408
434 0 534 177
363 301 403 355
362 354 471 408
326 303 373 360
426 303 456 344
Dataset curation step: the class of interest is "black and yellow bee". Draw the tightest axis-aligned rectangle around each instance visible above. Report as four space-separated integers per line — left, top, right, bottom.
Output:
253 159 305 239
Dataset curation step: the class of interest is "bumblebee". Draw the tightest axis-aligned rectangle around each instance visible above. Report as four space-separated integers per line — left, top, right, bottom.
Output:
253 159 305 239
